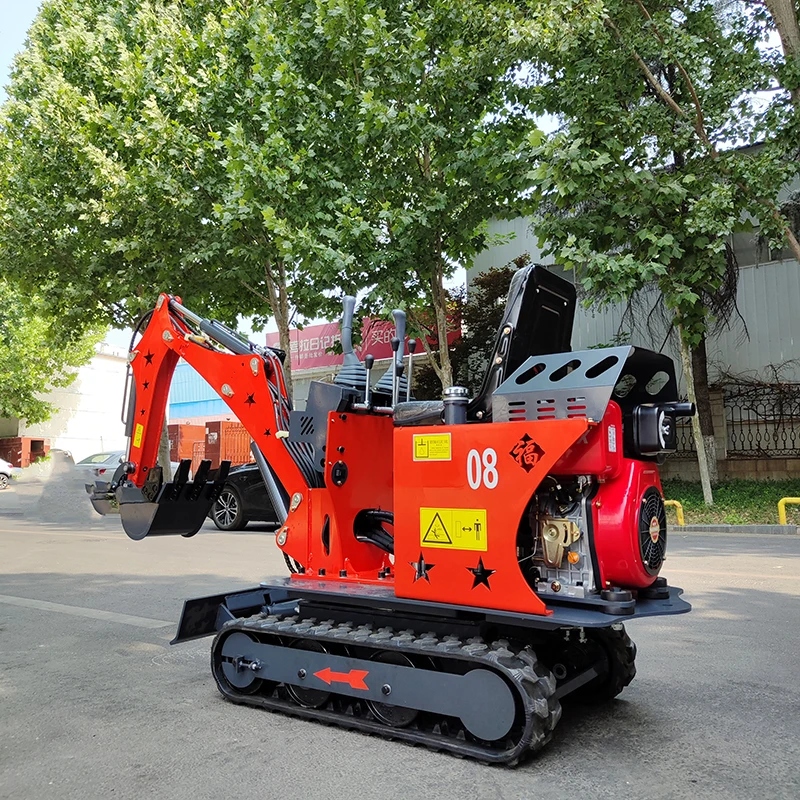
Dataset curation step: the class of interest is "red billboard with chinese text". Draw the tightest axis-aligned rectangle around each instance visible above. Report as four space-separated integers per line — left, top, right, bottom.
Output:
265 317 460 372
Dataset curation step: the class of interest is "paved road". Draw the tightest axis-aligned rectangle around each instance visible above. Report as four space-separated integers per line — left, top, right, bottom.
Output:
1 514 799 800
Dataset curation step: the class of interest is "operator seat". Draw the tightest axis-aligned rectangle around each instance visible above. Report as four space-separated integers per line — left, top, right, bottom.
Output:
393 264 576 426
466 264 575 422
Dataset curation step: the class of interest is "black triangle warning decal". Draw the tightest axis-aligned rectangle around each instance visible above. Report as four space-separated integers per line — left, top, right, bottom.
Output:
423 512 452 544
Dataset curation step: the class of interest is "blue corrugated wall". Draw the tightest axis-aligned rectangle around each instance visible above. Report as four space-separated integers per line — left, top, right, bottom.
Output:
168 361 228 419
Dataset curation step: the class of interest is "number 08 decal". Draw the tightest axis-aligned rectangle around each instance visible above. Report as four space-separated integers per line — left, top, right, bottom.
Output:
467 448 498 490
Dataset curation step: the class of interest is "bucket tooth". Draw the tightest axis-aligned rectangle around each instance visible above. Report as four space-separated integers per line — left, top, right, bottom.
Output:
169 459 192 500
208 461 231 502
189 460 212 499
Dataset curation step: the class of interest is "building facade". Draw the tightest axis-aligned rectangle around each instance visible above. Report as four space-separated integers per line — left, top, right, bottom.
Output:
0 342 130 463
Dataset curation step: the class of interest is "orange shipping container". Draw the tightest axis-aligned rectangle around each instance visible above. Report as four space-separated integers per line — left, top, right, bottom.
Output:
204 421 254 468
168 424 206 463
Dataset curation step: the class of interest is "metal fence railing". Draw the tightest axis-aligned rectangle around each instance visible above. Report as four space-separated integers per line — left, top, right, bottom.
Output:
664 382 800 461
673 417 697 459
724 383 800 458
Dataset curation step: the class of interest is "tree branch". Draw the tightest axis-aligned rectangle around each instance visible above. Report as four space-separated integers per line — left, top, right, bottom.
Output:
632 0 713 151
603 17 688 120
407 307 444 383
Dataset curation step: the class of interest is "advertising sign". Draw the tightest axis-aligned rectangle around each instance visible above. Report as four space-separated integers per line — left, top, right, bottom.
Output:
265 317 460 372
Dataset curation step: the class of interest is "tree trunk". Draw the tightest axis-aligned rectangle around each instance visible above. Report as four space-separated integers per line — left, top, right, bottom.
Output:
429 249 454 390
763 0 800 107
158 416 172 482
691 335 719 486
677 325 713 505
263 259 294 400
419 141 454 392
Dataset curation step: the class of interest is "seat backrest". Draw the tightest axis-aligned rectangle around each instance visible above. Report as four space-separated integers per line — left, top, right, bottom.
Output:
468 265 576 422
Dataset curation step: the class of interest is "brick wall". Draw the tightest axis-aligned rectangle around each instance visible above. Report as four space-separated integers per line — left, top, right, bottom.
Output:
661 456 800 481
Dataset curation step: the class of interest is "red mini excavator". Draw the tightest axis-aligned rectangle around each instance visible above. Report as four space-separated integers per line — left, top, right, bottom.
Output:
89 265 691 764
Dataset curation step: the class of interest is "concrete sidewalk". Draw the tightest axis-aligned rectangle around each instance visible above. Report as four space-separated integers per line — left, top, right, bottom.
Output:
670 523 799 535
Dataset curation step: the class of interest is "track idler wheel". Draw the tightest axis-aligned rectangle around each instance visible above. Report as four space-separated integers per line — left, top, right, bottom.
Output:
366 651 419 728
285 640 331 709
219 632 265 695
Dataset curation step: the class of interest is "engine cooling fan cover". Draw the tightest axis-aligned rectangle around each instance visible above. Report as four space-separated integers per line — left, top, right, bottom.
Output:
639 488 667 575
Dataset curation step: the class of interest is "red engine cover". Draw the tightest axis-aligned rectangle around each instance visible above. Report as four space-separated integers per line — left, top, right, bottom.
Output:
593 459 664 589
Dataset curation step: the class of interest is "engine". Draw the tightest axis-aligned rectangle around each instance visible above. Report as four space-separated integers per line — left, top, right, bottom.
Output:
496 345 693 598
518 475 597 599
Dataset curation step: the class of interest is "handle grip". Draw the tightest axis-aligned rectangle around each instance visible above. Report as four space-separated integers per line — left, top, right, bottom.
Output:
392 309 406 371
666 402 695 417
341 296 356 357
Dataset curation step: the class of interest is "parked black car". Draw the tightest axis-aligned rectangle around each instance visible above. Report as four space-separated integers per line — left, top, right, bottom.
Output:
210 463 279 531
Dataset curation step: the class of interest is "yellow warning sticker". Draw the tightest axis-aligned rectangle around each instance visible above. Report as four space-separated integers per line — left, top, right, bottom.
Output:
413 433 452 462
420 507 487 551
133 423 144 449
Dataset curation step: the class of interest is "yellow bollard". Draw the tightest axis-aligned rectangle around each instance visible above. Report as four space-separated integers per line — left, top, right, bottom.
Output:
778 497 800 526
664 500 685 526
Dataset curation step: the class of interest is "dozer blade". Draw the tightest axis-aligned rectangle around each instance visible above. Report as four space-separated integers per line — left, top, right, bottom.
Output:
117 460 230 540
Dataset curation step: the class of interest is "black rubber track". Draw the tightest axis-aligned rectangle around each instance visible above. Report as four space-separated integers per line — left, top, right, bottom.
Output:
570 625 637 704
211 613 562 765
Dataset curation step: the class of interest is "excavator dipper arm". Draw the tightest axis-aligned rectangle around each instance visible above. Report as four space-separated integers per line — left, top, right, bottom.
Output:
94 294 311 543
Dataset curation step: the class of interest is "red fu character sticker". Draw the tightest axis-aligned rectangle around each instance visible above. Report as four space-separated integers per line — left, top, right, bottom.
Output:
510 433 544 473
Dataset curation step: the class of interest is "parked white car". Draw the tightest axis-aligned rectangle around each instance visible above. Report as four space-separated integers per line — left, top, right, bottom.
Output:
0 457 17 489
75 451 126 479
76 450 183 481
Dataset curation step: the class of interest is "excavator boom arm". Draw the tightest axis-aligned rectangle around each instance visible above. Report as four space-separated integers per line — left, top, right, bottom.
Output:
88 294 313 540
125 294 307 494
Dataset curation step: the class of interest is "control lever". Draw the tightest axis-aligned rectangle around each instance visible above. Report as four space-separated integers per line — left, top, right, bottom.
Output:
406 339 417 402
373 309 407 403
364 354 374 407
390 337 400 407
334 295 368 390
341 296 357 360
391 310 406 407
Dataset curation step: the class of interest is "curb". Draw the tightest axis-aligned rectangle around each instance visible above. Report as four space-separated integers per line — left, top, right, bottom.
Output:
670 524 799 535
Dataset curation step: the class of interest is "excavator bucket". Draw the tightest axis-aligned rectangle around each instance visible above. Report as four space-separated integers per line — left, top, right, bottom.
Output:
86 482 119 515
88 459 231 540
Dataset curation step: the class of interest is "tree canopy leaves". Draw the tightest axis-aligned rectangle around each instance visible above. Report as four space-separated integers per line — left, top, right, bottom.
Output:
526 0 799 345
0 0 544 391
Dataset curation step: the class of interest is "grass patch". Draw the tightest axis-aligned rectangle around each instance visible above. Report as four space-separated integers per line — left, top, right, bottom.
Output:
661 479 800 525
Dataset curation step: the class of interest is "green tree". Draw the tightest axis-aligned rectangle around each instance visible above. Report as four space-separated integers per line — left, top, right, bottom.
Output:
0 280 101 425
1 0 541 398
757 0 800 110
525 0 800 503
268 0 541 388
0 0 352 396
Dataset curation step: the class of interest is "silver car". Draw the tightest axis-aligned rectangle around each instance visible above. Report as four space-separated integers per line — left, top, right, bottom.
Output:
0 456 14 489
75 451 126 479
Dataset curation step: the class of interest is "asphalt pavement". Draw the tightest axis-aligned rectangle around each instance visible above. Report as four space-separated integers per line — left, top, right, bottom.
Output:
1 509 799 800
